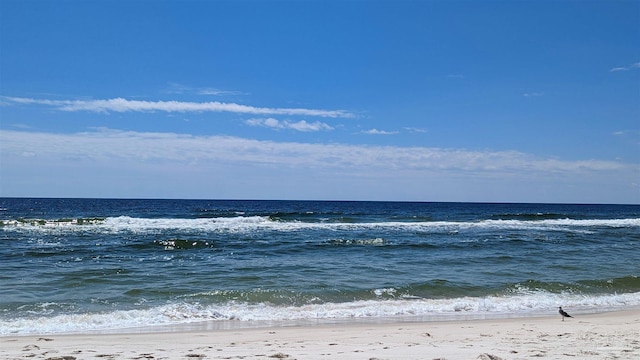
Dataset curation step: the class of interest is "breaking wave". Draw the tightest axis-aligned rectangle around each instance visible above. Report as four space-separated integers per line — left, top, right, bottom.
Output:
2 215 639 234
2 289 639 335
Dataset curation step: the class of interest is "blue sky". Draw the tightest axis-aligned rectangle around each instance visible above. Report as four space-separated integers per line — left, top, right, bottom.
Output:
1 0 638 203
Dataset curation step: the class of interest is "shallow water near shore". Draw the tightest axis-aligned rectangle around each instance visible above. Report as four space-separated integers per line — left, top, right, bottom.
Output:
1 198 639 335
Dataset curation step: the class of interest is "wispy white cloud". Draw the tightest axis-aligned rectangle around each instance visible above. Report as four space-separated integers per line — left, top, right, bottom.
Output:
165 82 245 96
613 129 640 144
609 61 640 72
3 96 355 118
1 128 629 174
404 127 428 133
246 118 334 132
523 92 544 97
613 129 640 135
363 128 399 135
2 129 637 202
10 123 33 130
197 88 243 96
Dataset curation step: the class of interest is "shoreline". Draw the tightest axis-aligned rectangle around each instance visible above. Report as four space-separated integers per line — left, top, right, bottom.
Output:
2 309 639 359
6 303 640 338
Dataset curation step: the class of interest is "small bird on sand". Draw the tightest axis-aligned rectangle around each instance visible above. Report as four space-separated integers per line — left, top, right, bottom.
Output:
558 306 573 321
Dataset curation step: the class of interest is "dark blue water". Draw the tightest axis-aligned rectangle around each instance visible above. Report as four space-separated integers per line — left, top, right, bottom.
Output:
1 198 639 335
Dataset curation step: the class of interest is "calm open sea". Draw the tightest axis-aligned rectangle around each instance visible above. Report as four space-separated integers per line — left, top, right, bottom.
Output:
1 198 639 335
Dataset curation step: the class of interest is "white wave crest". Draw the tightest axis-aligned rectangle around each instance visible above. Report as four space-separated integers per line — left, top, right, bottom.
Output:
2 216 639 234
2 291 639 336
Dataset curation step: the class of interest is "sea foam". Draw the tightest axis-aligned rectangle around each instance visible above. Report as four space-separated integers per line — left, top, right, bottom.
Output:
2 290 639 336
2 216 639 234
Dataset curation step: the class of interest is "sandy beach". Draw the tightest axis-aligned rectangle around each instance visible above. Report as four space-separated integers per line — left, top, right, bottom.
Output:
1 309 638 360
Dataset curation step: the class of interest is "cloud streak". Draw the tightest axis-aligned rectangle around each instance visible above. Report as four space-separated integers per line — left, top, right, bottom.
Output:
246 118 334 132
3 129 637 202
609 61 640 72
165 82 245 96
363 128 399 135
1 129 630 174
4 96 355 118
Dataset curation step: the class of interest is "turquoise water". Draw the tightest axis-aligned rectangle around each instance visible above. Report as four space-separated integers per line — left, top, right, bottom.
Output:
1 198 639 334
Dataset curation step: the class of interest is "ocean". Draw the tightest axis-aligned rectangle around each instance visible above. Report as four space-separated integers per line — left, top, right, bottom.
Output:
1 198 639 335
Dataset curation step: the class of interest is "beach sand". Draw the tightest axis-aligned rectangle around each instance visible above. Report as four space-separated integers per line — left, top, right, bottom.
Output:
2 309 639 359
